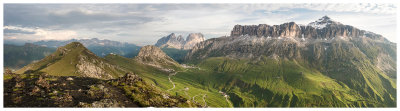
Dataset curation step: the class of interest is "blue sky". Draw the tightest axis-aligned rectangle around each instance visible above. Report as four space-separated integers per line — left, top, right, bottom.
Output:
3 3 397 45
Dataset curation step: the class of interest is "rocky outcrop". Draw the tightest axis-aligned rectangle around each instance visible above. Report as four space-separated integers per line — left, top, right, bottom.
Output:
117 73 143 86
155 33 206 50
134 45 180 71
187 16 394 62
4 74 141 107
230 16 384 40
76 54 113 79
183 33 206 50
79 99 121 108
155 33 185 49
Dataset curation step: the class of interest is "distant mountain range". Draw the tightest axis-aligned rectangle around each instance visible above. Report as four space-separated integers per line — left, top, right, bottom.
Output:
4 43 56 70
33 38 141 58
4 38 142 69
154 33 205 63
155 33 205 50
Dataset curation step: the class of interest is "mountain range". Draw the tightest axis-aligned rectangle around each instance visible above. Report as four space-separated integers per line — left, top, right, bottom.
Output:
33 38 141 57
155 33 205 50
4 16 397 108
4 43 56 70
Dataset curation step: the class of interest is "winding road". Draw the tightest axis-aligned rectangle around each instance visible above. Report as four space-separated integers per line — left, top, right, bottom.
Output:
166 68 209 107
219 91 233 107
167 72 178 91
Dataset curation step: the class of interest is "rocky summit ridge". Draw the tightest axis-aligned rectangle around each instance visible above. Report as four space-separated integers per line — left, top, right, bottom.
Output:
230 16 385 41
134 45 181 72
155 33 205 50
16 42 123 79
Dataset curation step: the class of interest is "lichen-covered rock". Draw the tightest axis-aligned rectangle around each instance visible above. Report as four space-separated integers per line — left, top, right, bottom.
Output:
79 99 121 108
30 86 41 96
54 92 74 107
35 75 50 89
117 73 142 86
66 77 74 81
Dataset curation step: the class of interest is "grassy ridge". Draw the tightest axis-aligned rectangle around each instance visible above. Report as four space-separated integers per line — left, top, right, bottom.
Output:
104 54 231 107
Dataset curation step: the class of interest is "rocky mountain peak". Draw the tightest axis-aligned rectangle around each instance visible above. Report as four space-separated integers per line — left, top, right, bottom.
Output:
155 33 185 49
155 33 206 50
319 16 331 22
230 16 384 40
135 45 171 60
308 16 340 29
63 42 85 49
16 42 123 80
183 33 205 50
134 45 180 72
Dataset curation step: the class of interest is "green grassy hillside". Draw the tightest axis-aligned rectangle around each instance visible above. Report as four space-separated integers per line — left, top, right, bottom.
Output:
183 37 396 107
104 54 231 107
16 42 125 79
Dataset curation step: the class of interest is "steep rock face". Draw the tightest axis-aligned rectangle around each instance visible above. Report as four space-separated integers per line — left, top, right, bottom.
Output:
230 16 385 40
186 16 396 107
186 36 305 61
155 33 205 50
16 42 123 79
134 45 180 71
155 33 185 49
183 33 206 50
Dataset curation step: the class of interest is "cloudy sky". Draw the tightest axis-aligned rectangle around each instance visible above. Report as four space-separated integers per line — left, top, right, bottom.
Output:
4 3 397 45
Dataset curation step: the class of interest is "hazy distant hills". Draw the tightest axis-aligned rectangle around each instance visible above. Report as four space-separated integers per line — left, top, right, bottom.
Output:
33 38 141 58
4 43 56 70
4 38 141 69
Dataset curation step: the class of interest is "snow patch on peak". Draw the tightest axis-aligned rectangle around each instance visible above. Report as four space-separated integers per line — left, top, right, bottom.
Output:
308 21 330 29
307 16 336 29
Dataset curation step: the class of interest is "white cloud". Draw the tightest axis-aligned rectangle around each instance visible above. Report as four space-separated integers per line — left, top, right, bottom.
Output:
4 26 78 40
3 4 397 44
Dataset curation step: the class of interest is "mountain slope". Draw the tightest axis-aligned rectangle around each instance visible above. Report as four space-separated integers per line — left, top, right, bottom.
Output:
184 16 396 107
4 43 56 70
15 42 125 79
134 45 182 72
104 49 231 107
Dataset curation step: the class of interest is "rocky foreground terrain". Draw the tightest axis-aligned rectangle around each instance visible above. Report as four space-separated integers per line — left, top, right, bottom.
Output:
4 69 200 107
